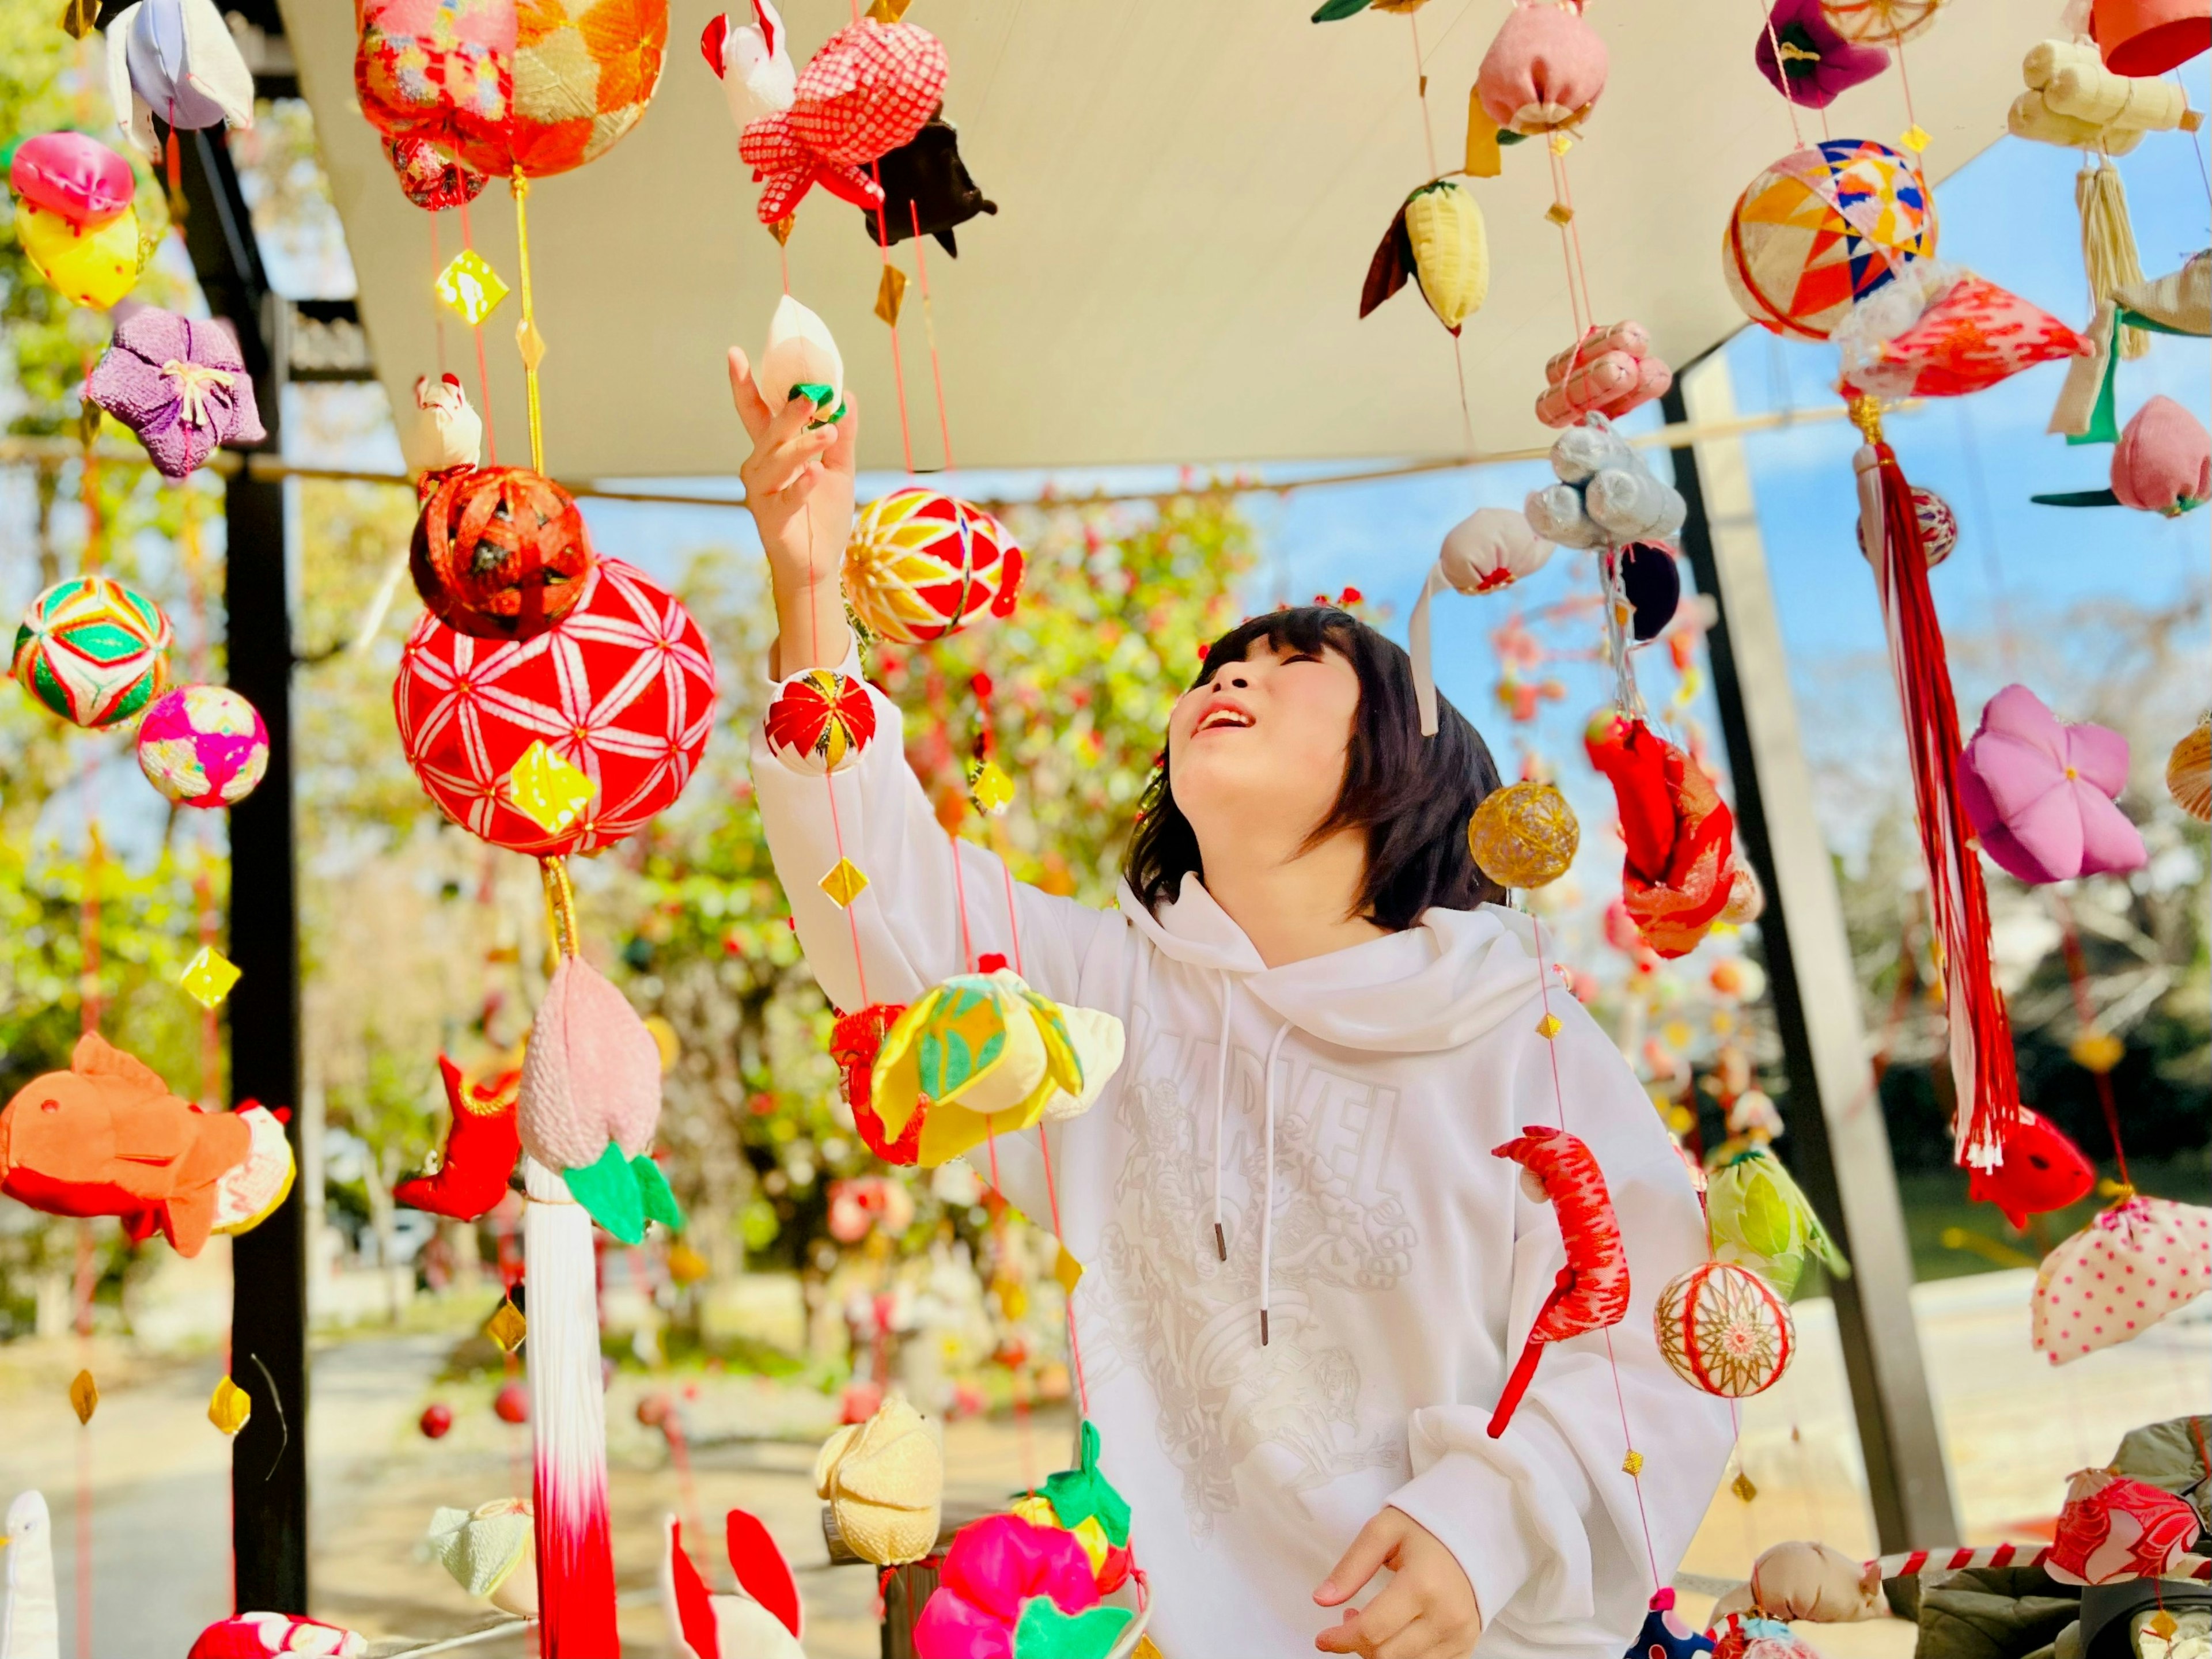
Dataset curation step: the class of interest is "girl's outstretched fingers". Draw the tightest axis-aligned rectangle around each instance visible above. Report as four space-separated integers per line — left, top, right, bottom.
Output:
728 346 771 438
1315 1508 1481 1659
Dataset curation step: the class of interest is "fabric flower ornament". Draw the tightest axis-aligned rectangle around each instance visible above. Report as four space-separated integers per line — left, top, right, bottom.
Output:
2031 1194 2212 1364
1359 180 1490 335
911 1514 1127 1659
869 969 1125 1168
86 307 264 480
1485 1125 1630 1435
106 0 255 160
2046 1468 2206 1585
738 18 947 222
1705 1147 1849 1300
1956 684 2145 885
1834 262 2088 401
1754 0 1889 107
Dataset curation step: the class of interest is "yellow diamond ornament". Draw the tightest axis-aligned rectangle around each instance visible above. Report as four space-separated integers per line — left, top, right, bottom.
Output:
208 1375 252 1436
876 264 908 327
2145 1611 2180 1641
1054 1242 1084 1296
1536 1012 1563 1039
2070 1029 2124 1074
484 1294 528 1353
1898 124 1931 153
819 858 870 908
1621 1449 1644 1475
69 1369 99 1425
971 761 1015 816
507 741 597 834
181 945 243 1009
1544 201 1575 226
1732 1469 1759 1502
434 249 510 325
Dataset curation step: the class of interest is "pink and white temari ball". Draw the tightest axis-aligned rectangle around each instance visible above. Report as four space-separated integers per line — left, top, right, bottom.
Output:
2032 1194 2212 1365
136 684 270 807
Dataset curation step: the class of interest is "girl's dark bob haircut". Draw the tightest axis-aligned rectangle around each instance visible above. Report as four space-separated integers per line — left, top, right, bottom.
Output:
1123 605 1508 930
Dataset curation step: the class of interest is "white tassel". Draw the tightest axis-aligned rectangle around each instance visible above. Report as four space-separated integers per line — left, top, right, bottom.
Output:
2077 158 2149 360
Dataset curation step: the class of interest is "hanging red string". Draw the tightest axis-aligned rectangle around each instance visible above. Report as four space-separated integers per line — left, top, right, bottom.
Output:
456 200 499 465
2051 892 2132 1190
908 203 955 472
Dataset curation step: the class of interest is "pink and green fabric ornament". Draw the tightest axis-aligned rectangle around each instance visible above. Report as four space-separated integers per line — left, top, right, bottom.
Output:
86 306 265 480
1754 0 1889 108
1957 684 2145 885
12 574 172 728
135 684 268 806
911 1513 1129 1659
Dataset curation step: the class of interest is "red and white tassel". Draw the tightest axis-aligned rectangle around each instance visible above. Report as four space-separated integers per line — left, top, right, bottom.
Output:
524 1156 621 1655
1851 429 2021 1168
1870 1543 2212 1581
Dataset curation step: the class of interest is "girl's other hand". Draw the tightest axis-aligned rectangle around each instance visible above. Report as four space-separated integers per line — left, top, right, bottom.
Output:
1313 1506 1482 1659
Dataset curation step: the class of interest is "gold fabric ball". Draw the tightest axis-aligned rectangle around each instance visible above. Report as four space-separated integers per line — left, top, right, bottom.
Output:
1468 781 1580 889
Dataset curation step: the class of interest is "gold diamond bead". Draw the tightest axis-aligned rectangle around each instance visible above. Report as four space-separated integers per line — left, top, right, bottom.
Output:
1536 1013 1563 1040
1898 124 1931 153
819 858 870 908
434 249 510 325
507 741 596 835
1054 1242 1084 1296
971 760 1016 816
208 1375 252 1436
484 1296 527 1354
1732 1470 1759 1502
180 945 243 1009
515 317 547 373
1621 1449 1644 1475
875 264 908 327
1545 201 1575 226
69 1369 99 1425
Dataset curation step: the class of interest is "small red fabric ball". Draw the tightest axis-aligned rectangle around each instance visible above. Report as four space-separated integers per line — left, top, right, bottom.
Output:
494 1381 530 1425
411 467 595 641
419 1402 454 1439
385 137 488 210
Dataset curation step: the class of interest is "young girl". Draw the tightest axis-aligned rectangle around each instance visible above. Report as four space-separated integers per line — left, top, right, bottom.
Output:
732 362 1731 1659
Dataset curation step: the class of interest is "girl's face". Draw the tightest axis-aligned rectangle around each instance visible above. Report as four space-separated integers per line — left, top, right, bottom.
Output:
1167 640 1362 844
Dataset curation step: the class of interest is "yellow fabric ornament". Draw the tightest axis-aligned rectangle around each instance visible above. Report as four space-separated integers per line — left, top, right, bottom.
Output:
813 1395 942 1566
15 200 139 309
870 968 1125 1167
1404 180 1489 334
1467 781 1579 889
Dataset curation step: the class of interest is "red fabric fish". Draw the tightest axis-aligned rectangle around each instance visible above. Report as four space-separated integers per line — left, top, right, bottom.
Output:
1967 1107 2094 1229
1488 1124 1631 1436
0 1033 251 1257
393 1056 521 1221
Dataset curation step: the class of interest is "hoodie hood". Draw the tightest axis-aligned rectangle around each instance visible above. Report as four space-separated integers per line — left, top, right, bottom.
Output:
1116 876 1547 1054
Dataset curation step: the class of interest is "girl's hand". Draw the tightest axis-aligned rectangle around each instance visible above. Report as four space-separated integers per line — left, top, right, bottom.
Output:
729 346 856 672
1313 1506 1482 1659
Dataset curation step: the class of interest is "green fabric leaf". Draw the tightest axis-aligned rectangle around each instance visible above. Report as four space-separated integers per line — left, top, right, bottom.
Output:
1040 1420 1132 1548
1309 0 1373 18
2029 489 2121 507
2065 340 2121 448
1013 1599 1132 1659
1736 1169 1796 1259
566 1142 645 1244
632 1155 684 1231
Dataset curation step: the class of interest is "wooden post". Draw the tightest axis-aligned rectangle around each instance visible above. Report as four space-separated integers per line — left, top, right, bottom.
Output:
1664 363 1959 1550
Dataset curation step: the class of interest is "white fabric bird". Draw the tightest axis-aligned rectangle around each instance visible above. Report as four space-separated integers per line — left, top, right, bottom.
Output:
702 1 797 126
400 374 483 482
661 1512 805 1659
0 1491 58 1659
105 0 256 161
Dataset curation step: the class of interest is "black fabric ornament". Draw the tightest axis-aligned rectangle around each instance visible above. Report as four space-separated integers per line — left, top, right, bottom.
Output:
858 115 997 256
1619 541 1681 642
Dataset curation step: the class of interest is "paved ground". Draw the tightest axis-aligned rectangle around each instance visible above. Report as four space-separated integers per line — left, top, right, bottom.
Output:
1 1267 2202 1657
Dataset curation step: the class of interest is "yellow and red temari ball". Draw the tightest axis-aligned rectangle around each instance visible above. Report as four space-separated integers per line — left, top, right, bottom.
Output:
765 669 876 775
1723 138 1935 340
844 489 1024 645
137 685 270 808
1654 1259 1795 1397
12 574 173 729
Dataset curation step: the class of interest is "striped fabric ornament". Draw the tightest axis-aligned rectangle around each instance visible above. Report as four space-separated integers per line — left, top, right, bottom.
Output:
12 574 173 729
1654 1260 1795 1397
844 489 1024 645
764 669 876 774
1724 139 1936 340
394 558 716 856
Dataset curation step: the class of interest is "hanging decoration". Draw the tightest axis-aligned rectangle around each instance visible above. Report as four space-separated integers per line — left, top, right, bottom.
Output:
2008 37 2194 149
868 968 1124 1168
1475 0 1608 136
1310 0 1435 18
12 188 141 309
187 1614 366 1658
105 0 255 158
700 1 797 127
2050 259 2208 444
2047 1469 2210 1585
1533 321 1672 428
1009 1423 1137 1597
812 1394 943 1567
736 16 948 222
1754 0 1889 108
1704 1147 1849 1300
845 489 1024 644
1407 508 1553 735
7 132 135 226
1854 483 1956 565
2039 394 2211 512
393 1056 523 1221
1956 683 2147 885
2088 0 2210 74
863 116 997 255
409 465 595 640
0 1491 56 1659
912 1512 1133 1659
1467 782 1581 890
2031 1193 2212 1364
426 1498 538 1618
1653 1260 1795 1397
1834 263 2086 402
1964 1107 2094 1229
1585 714 1744 959
1710 1541 1887 1624
765 669 877 775
211 1104 296 1237
395 558 716 858
384 135 487 211
2168 713 2210 822
1724 139 1935 341
1617 543 1680 642
1485 1124 1630 1437
401 373 486 490
135 684 269 808
1525 416 1687 551
759 294 847 424
662 1511 805 1659
84 307 266 480
1818 0 1944 44
831 1003 918 1163
12 574 173 730
1359 180 1490 335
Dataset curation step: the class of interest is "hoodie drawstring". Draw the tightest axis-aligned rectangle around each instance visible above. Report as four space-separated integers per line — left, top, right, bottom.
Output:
1257 1018 1291 1347
1211 976 1234 1262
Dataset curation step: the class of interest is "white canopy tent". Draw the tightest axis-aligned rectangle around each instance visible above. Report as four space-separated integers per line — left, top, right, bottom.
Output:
280 0 2048 478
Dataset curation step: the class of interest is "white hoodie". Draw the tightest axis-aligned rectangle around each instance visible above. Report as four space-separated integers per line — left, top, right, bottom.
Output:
752 654 1733 1658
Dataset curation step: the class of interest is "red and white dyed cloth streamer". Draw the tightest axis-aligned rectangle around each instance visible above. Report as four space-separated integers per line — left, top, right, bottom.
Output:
1853 431 2020 1167
524 1156 620 1655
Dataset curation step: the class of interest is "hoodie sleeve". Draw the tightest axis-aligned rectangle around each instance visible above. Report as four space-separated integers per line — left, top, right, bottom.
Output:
750 646 1115 1017
1384 997 1733 1647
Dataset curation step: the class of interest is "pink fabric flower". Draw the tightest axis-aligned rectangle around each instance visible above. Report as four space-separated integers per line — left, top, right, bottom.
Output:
85 306 264 480
1753 0 1889 109
912 1515 1099 1659
1957 684 2145 884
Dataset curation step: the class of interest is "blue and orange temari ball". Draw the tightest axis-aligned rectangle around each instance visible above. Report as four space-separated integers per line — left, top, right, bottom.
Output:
1723 138 1935 340
12 574 173 728
136 685 270 807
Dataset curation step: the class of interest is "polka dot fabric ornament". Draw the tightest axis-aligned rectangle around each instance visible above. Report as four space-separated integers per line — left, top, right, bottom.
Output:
137 685 269 807
394 558 717 857
844 489 1024 645
765 668 876 775
2031 1194 2211 1365
13 575 173 728
1724 139 1936 340
1654 1260 1796 1397
410 466 594 641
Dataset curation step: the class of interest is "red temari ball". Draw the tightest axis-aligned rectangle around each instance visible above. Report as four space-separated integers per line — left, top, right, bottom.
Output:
395 558 717 857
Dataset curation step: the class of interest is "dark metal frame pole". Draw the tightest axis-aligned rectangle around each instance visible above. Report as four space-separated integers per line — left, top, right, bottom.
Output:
178 123 309 1613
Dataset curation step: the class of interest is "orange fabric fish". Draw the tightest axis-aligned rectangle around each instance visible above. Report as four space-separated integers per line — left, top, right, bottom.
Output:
0 1033 250 1256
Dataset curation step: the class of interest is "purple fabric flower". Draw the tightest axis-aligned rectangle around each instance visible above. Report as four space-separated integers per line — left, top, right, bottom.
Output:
86 306 264 480
1753 0 1889 108
1957 684 2146 885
